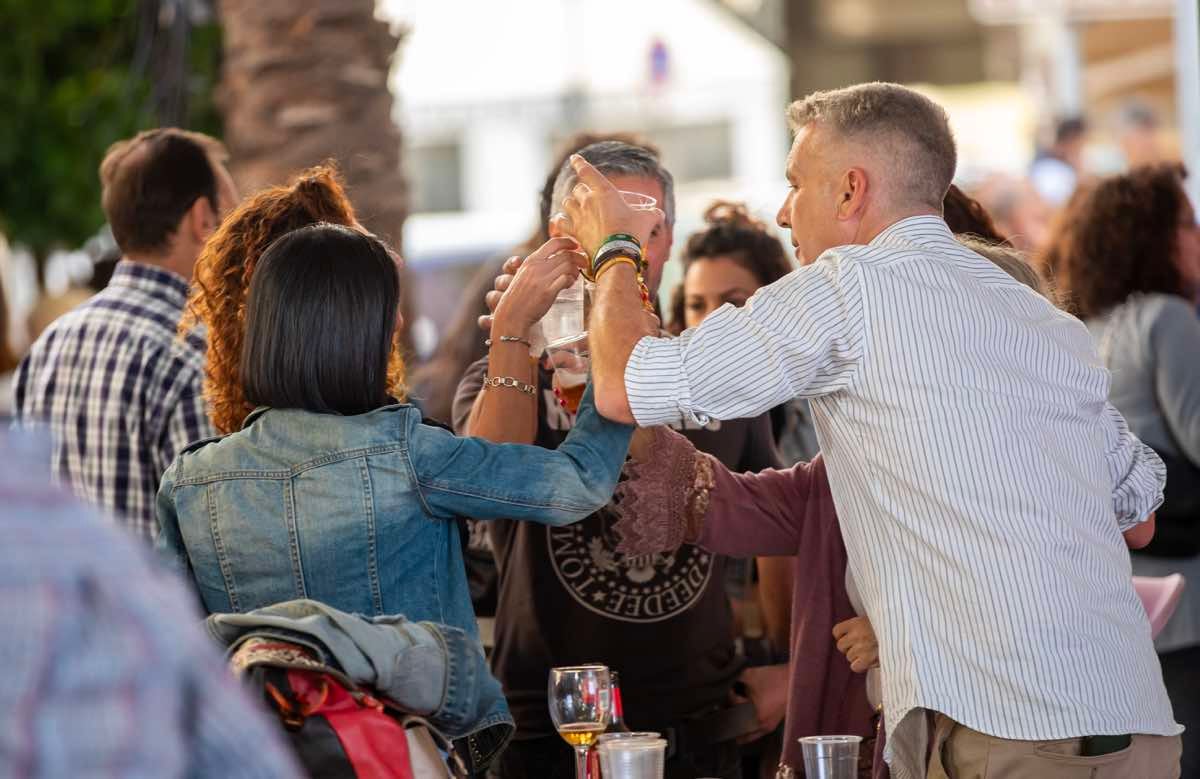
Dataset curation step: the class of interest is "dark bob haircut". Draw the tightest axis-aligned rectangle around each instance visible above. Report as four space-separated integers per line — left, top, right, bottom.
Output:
241 223 400 416
943 184 1010 246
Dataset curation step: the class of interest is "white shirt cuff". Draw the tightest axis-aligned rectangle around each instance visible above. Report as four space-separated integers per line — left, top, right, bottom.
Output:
625 335 709 428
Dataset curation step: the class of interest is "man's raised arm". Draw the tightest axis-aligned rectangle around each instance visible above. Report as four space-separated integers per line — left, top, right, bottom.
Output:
566 156 868 427
589 262 656 423
554 155 661 423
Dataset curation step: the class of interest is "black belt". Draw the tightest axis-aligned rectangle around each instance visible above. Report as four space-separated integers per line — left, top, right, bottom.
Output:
1082 734 1132 756
662 702 759 760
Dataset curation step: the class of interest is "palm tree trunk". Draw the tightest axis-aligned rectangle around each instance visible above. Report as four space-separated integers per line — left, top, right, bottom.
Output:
217 0 413 349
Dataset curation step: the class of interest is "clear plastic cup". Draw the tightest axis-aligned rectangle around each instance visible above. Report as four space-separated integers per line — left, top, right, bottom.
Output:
616 190 658 211
799 735 861 779
536 276 586 350
546 331 589 413
595 731 661 746
552 189 658 221
596 737 666 779
538 189 657 350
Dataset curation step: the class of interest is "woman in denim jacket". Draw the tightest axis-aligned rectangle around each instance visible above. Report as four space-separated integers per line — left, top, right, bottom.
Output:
155 223 630 674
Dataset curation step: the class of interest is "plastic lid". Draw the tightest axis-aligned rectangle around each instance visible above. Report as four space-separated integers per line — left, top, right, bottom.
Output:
596 738 667 752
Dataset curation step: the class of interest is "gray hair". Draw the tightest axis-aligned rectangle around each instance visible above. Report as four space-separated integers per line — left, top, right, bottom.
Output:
787 82 957 210
549 140 676 227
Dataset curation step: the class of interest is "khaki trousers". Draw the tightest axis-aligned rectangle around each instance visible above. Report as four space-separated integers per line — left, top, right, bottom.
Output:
926 713 1182 779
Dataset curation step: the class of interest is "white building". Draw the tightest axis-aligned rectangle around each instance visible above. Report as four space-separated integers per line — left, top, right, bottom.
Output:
381 0 792 346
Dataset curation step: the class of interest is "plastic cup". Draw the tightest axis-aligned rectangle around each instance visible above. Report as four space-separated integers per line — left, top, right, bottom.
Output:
595 731 661 746
596 737 666 779
590 732 658 779
799 735 861 779
538 276 586 350
550 190 660 236
616 190 658 211
546 331 589 413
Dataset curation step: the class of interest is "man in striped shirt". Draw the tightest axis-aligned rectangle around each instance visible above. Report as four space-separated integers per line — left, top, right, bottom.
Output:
568 83 1181 778
13 129 234 540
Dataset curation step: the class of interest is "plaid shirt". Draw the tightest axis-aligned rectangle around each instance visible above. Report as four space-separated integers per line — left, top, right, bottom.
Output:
0 430 298 778
13 261 214 540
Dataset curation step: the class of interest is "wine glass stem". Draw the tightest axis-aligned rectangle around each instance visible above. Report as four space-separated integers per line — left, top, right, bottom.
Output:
573 745 590 779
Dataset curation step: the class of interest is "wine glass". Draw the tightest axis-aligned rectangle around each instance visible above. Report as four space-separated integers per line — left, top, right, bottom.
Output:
548 664 611 779
547 332 590 414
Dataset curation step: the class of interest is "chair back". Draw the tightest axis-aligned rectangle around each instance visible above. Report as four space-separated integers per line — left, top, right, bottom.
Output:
1132 574 1186 638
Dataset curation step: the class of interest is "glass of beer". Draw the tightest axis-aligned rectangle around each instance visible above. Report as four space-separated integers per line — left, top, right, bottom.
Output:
547 331 590 414
548 664 612 779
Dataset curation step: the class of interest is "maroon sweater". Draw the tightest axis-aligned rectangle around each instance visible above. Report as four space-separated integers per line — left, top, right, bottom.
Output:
616 429 876 773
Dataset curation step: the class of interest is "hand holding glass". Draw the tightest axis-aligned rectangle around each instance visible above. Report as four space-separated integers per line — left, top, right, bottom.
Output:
551 190 659 248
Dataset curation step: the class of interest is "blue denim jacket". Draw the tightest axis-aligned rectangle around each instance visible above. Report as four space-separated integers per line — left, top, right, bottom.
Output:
156 384 632 634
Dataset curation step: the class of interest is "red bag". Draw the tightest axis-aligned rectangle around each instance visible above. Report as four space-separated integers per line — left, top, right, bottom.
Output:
232 637 466 778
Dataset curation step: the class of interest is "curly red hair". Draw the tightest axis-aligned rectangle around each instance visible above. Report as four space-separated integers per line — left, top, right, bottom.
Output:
183 165 407 433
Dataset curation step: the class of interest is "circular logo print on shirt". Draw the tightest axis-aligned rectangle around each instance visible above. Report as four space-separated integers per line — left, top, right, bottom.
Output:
547 515 714 623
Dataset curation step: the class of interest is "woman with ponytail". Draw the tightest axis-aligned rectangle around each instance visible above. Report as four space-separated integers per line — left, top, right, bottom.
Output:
181 164 378 434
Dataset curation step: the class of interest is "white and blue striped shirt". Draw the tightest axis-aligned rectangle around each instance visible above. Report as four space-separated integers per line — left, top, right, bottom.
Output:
626 216 1179 755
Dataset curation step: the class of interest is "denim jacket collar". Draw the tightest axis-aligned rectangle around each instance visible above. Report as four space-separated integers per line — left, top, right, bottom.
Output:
240 403 411 431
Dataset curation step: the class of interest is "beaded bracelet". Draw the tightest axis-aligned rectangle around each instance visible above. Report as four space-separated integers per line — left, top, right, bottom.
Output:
638 279 653 311
590 234 644 280
598 233 641 249
590 246 644 281
594 256 638 280
594 241 643 269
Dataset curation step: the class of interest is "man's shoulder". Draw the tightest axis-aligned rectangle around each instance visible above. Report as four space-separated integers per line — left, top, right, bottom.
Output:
450 356 490 433
17 301 200 403
35 290 198 356
788 246 882 285
23 299 96 348
820 241 926 271
456 356 489 393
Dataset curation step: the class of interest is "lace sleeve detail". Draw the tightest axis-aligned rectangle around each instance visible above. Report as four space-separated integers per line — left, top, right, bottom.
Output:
688 455 715 541
612 427 716 554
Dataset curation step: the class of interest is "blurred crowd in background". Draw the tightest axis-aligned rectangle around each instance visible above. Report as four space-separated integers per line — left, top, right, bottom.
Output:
2 2 1200 777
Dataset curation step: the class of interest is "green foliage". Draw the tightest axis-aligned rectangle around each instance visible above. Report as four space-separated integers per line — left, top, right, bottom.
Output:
0 0 222 260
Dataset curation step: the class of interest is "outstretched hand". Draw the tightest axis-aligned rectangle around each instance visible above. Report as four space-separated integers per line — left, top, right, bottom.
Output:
481 238 588 334
559 154 664 256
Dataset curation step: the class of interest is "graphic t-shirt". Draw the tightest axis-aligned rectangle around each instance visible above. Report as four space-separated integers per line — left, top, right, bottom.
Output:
453 357 780 738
